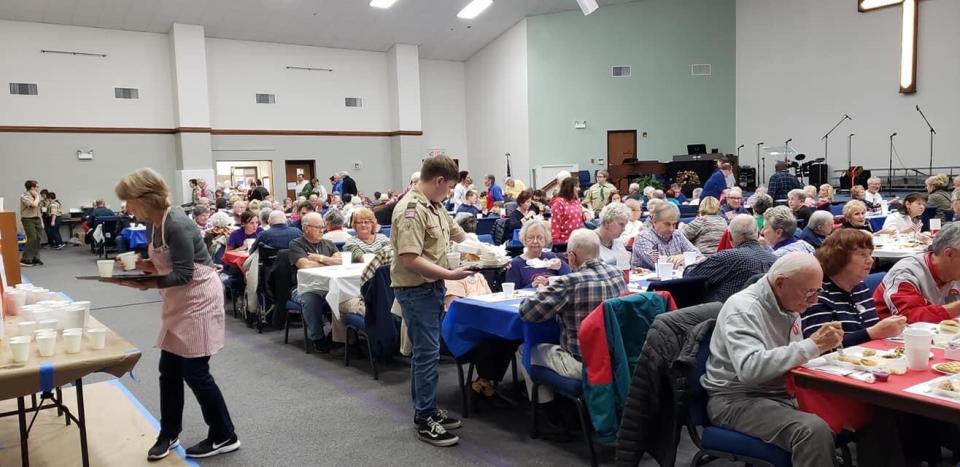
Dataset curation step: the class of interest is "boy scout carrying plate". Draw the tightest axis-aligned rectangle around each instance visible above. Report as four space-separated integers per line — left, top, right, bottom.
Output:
391 155 474 447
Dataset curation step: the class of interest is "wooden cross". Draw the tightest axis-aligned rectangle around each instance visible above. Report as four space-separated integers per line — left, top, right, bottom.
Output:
858 0 922 94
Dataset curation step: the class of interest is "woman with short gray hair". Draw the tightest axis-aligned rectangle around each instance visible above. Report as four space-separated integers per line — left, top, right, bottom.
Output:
595 203 631 266
505 219 571 289
761 206 814 257
322 209 351 243
631 201 702 269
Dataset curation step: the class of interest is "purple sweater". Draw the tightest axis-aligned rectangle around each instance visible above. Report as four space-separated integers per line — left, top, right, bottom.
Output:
504 251 571 289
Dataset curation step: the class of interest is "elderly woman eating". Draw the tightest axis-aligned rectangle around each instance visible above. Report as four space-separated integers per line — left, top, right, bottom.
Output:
631 202 702 269
342 207 391 263
594 202 631 266
504 220 570 289
802 229 906 346
681 196 727 255
841 200 872 232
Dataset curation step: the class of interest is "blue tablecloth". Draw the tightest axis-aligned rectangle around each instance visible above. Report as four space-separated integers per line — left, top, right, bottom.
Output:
121 228 148 249
867 215 886 232
441 294 560 359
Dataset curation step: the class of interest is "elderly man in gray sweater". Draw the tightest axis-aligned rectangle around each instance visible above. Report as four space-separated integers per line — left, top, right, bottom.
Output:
702 252 843 467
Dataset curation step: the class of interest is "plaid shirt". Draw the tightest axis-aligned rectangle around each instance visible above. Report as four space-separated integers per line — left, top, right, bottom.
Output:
684 240 777 303
519 258 627 360
631 228 701 269
768 170 803 201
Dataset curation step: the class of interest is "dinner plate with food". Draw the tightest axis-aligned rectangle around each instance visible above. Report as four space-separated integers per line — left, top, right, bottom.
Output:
933 361 960 376
930 376 960 400
826 346 921 374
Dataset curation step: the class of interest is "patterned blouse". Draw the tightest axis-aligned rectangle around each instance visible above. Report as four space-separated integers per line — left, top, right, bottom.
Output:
681 214 727 255
550 197 585 244
343 233 392 263
631 228 701 269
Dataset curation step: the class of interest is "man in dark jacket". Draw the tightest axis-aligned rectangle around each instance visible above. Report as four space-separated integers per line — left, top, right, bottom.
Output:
248 179 270 201
340 171 358 196
685 215 777 303
797 210 834 249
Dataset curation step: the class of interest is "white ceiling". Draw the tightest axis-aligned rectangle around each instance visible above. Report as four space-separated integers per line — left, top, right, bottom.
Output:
0 0 637 60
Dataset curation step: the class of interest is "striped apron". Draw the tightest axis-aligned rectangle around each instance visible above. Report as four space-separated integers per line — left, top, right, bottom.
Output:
151 209 225 358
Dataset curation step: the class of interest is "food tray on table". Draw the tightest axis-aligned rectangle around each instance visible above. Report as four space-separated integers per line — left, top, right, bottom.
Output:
75 274 163 282
461 258 511 271
823 346 912 374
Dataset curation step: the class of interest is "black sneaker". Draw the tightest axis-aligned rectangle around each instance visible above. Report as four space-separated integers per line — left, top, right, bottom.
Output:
32 258 44 266
185 433 240 458
312 338 331 354
431 409 462 430
147 436 179 460
416 417 459 447
19 260 34 267
54 244 65 250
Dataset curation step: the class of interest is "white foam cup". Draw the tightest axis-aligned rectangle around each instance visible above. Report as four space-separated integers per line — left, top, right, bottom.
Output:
362 253 376 264
655 262 674 280
501 282 516 297
63 329 83 354
38 319 58 331
87 328 107 350
17 321 37 337
117 252 137 271
36 333 56 357
683 251 698 266
446 252 461 269
903 327 934 371
97 260 115 278
9 337 31 363
342 253 353 266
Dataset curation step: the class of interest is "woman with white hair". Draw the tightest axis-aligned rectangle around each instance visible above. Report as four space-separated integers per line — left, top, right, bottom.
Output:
505 219 571 289
621 199 644 240
761 206 815 257
925 174 952 220
595 203 631 266
631 202 702 269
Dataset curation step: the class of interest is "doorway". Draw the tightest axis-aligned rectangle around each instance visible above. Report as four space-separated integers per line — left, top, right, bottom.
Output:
284 160 316 200
607 130 637 193
215 160 274 197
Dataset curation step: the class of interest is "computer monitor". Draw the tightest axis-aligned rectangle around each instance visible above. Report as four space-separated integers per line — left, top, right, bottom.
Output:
687 144 707 155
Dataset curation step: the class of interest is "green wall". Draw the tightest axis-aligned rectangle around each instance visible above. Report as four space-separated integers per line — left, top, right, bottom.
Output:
526 0 735 171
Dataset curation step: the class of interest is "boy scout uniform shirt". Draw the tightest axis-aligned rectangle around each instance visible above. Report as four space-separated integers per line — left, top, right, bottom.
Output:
21 192 40 218
390 188 466 287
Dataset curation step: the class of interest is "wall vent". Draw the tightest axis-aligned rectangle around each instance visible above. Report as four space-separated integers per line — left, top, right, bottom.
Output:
9 83 38 95
611 66 631 78
691 64 712 76
114 87 139 99
256 93 276 104
345 97 362 108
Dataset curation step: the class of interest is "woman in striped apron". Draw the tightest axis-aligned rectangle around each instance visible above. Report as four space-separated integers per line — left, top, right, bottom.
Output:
113 168 240 461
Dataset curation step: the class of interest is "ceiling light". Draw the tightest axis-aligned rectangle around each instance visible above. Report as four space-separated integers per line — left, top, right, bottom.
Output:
370 0 398 9
577 0 599 16
457 0 493 19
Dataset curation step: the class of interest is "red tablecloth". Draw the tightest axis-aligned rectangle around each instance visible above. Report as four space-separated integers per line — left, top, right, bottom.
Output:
790 339 959 430
222 250 248 270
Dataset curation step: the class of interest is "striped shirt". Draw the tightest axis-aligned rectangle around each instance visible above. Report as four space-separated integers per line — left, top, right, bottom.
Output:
801 278 879 347
771 237 815 258
343 233 392 263
631 228 701 269
681 214 727 256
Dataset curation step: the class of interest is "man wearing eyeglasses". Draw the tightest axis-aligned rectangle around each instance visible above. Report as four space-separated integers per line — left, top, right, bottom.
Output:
719 187 749 221
289 212 341 353
702 252 843 467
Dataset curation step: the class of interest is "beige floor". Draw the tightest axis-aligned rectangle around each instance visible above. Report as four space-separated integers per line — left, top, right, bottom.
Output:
0 380 189 467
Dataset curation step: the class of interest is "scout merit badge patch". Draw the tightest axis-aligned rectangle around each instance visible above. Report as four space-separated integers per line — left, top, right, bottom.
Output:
404 202 417 219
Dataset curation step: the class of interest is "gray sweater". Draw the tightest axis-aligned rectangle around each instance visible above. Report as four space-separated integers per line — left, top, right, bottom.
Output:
149 207 213 289
701 277 819 399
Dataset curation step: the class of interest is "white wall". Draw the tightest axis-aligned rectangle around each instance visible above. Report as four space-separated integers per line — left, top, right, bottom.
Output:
206 38 391 131
737 0 960 183
419 59 469 165
465 19 530 187
0 20 175 127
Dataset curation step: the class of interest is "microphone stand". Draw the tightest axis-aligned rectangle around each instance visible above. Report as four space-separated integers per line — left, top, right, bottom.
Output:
847 133 854 188
756 142 765 183
821 115 851 186
888 133 897 196
916 105 936 174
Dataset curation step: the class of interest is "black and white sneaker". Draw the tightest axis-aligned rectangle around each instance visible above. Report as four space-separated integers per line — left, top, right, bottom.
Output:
417 417 459 447
32 258 44 266
147 437 179 460
431 409 462 430
19 260 34 267
185 433 240 458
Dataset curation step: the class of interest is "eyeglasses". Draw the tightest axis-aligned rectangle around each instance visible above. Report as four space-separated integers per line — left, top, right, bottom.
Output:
303 224 323 230
355 220 374 225
802 287 823 299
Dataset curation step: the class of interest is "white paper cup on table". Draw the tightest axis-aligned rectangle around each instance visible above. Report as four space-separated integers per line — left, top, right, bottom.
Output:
903 328 934 371
38 319 58 331
655 262 674 280
501 282 516 297
63 307 86 330
683 251 698 266
362 253 375 264
31 309 51 324
36 333 57 357
97 260 115 278
87 328 107 350
342 253 353 266
17 321 37 338
9 337 31 363
63 329 83 354
446 252 461 269
5 290 26 316
117 251 137 271
886 356 908 374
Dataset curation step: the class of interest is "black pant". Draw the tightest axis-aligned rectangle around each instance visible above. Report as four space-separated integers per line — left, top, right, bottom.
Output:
44 222 63 246
468 339 521 381
159 350 235 441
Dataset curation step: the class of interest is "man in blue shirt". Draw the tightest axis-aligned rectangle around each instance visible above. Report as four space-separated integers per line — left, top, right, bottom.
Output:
484 174 504 211
768 160 803 201
252 211 303 253
701 160 732 201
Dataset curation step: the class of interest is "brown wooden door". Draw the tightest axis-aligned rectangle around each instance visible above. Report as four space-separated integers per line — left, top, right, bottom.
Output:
607 130 637 192
285 160 315 200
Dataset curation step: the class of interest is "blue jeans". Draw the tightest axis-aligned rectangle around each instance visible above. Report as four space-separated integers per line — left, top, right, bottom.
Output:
292 290 330 342
395 282 446 421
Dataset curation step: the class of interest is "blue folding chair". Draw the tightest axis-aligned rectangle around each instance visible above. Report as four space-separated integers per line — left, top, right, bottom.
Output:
864 271 885 296
477 234 494 245
829 204 844 216
284 299 311 354
687 333 791 467
476 217 496 235
921 205 938 231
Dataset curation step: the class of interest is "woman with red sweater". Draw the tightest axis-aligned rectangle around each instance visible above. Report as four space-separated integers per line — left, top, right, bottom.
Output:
549 176 587 245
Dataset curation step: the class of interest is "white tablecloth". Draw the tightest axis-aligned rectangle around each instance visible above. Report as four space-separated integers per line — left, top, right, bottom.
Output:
296 264 365 318
872 235 927 259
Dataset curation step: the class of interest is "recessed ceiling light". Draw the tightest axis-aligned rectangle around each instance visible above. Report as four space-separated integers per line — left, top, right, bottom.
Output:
457 0 493 19
370 0 398 9
577 0 599 16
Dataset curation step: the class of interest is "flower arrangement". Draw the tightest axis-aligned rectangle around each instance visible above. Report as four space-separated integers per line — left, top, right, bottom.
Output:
676 170 701 187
